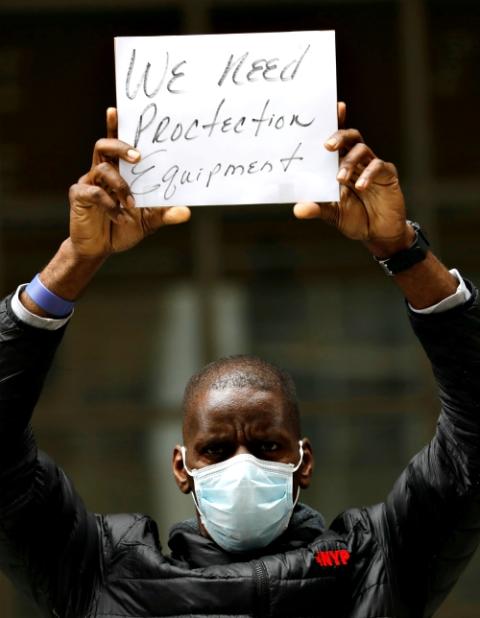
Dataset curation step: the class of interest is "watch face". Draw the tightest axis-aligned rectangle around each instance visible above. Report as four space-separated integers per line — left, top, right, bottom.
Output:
407 221 430 247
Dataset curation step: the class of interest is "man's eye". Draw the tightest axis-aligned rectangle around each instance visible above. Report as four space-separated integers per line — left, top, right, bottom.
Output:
259 442 279 452
204 445 227 456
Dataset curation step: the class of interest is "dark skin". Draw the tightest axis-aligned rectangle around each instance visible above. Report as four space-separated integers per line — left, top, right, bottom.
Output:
20 108 191 311
172 386 314 512
20 102 458 546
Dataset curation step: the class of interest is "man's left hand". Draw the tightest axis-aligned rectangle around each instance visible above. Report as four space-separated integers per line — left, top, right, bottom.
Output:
293 102 414 257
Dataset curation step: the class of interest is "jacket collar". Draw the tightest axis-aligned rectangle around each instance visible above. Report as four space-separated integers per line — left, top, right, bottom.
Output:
167 502 325 568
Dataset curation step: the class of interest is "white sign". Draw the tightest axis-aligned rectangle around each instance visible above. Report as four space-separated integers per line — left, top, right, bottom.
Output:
115 31 339 207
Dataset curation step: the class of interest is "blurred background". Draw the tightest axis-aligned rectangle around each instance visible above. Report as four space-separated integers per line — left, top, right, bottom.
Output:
1 0 480 616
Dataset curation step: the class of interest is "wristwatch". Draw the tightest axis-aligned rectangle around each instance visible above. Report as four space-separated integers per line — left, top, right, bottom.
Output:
374 221 430 276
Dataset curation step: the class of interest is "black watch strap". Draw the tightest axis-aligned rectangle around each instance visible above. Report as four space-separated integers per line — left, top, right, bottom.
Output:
374 221 430 276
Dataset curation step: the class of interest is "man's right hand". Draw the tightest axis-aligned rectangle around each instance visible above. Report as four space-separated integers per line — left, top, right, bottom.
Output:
69 108 191 259
20 109 191 316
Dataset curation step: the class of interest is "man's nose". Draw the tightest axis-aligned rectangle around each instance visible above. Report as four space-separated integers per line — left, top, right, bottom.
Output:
234 445 251 456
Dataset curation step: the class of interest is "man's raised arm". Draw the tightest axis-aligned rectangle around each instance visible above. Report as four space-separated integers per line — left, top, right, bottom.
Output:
294 102 479 615
0 108 190 616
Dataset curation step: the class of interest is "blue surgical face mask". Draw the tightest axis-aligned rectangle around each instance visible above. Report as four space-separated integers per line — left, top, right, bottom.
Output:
181 441 304 553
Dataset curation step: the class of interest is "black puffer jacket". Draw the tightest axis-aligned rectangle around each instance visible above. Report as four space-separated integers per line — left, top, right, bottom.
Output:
1 286 480 618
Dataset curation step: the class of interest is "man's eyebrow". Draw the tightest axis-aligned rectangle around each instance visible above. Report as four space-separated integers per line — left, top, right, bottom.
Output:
192 432 235 445
248 422 293 435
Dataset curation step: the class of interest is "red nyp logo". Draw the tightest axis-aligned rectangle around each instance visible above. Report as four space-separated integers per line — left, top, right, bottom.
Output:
315 549 351 568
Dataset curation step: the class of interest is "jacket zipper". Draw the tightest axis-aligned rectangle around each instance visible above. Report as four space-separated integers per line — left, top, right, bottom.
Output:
253 559 270 618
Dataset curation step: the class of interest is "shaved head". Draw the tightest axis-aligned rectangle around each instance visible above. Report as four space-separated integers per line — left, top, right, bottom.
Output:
182 355 300 441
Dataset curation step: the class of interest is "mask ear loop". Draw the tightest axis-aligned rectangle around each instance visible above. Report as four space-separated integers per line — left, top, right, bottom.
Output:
292 440 304 472
292 440 305 506
180 447 205 521
180 446 194 475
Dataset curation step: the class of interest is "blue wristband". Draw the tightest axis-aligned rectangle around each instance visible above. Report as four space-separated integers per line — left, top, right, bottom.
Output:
25 274 75 317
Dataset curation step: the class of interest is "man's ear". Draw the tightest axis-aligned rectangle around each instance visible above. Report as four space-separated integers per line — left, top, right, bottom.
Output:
172 445 191 494
297 438 314 489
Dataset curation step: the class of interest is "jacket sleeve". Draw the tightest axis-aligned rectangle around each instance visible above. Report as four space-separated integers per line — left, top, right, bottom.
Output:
384 281 480 616
0 293 100 617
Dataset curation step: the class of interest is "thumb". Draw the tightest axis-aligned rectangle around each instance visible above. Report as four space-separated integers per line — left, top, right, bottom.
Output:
162 206 191 226
142 206 191 234
293 202 340 227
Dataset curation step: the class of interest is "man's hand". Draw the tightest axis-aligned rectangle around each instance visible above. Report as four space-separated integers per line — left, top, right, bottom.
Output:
294 102 414 258
293 102 459 309
20 109 191 315
69 108 191 259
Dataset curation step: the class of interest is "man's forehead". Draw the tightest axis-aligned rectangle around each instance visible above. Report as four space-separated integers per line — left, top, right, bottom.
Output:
183 384 291 436
200 383 283 405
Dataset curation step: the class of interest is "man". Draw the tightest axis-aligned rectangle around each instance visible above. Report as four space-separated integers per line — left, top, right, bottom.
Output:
1 104 479 618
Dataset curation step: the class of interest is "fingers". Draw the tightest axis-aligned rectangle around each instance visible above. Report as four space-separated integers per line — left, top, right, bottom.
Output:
336 142 375 185
324 122 398 192
324 128 364 153
336 142 398 192
69 183 123 223
337 144 397 192
106 107 118 139
87 114 139 210
354 159 399 192
92 138 140 167
87 161 135 209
